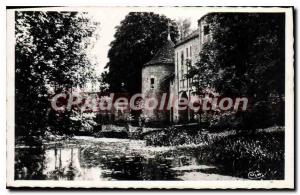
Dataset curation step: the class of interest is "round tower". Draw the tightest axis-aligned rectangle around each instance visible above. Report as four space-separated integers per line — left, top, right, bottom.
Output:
141 38 175 124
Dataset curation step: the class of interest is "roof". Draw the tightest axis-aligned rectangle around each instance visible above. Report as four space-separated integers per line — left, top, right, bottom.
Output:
175 30 199 47
144 39 175 66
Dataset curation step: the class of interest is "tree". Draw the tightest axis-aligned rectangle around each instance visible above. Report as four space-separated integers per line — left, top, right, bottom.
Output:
106 12 179 95
188 13 285 129
99 71 109 92
176 18 192 40
15 11 99 140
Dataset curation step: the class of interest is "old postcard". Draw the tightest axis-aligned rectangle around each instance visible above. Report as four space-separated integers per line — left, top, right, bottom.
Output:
6 6 294 189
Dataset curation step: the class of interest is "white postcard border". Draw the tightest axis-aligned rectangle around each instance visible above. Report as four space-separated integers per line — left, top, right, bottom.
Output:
6 6 294 189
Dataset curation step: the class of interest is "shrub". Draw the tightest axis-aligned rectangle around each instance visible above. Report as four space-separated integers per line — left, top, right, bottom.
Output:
196 131 284 179
144 126 284 180
144 127 208 146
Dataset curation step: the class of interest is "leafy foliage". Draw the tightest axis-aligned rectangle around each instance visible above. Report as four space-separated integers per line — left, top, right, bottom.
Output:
176 18 192 40
15 11 99 140
145 127 284 180
197 130 285 179
188 13 285 129
106 12 179 94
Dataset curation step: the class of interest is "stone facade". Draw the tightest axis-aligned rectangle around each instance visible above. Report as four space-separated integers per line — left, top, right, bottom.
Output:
173 30 200 123
141 64 174 123
141 39 175 124
142 15 211 124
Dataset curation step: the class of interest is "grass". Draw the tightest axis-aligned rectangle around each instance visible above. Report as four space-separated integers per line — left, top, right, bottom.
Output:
196 131 284 179
144 126 284 180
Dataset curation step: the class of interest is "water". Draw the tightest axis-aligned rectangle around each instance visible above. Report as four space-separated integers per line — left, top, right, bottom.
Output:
15 136 242 181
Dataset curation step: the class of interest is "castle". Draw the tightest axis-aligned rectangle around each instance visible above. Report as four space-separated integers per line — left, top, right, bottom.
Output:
141 15 212 124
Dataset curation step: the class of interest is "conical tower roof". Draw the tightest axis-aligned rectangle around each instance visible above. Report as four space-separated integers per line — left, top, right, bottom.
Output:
144 39 175 66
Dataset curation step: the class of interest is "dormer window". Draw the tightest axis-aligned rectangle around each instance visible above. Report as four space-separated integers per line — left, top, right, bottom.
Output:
203 25 210 35
202 25 210 44
181 51 184 65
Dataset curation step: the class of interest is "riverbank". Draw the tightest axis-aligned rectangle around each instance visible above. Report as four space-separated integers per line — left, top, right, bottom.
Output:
76 126 285 180
15 125 284 180
144 126 284 180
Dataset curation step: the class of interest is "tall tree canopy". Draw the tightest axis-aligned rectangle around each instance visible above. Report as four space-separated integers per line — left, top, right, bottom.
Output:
176 18 192 40
188 13 285 129
15 11 99 140
105 12 179 95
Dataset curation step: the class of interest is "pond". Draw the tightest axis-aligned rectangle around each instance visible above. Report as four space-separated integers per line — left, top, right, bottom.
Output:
15 136 243 181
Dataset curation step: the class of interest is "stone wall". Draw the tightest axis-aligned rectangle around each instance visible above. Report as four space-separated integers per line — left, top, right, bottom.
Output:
173 36 200 123
141 64 174 123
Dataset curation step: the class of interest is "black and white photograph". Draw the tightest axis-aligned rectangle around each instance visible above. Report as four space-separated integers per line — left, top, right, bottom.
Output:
6 6 294 189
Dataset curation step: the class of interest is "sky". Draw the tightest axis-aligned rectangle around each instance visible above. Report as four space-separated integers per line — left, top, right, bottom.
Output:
85 7 208 76
11 6 208 91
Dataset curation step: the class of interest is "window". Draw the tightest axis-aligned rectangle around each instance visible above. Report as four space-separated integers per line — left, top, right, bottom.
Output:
186 48 189 58
203 25 210 35
181 51 184 79
180 79 186 89
181 51 184 65
150 78 155 89
180 80 185 88
190 46 192 57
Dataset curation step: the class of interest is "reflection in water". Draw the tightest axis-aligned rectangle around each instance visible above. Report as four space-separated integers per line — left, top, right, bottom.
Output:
15 137 222 181
46 147 80 180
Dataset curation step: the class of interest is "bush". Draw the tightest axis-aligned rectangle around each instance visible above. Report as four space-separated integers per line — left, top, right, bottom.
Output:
144 126 284 180
93 130 129 139
144 127 208 146
196 131 284 179
209 112 237 131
